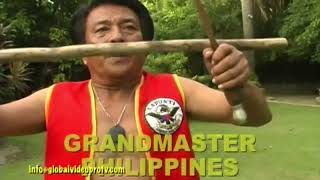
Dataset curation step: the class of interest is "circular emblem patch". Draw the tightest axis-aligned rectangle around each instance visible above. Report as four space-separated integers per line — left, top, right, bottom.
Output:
144 98 183 134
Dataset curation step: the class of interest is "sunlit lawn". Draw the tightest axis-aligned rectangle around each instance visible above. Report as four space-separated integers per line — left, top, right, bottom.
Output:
0 103 319 180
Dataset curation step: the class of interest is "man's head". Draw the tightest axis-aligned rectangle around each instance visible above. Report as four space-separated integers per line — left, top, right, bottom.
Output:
71 0 154 44
70 0 154 82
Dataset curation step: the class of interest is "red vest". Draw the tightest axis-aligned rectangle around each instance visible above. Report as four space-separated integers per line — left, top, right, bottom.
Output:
45 73 199 180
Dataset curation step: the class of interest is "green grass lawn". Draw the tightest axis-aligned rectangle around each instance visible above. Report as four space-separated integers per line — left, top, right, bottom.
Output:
0 103 319 180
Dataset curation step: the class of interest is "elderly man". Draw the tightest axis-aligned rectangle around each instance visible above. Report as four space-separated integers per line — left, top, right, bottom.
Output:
0 0 271 179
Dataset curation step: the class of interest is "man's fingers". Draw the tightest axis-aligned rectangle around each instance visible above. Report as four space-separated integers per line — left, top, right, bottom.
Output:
211 53 241 75
213 61 244 85
203 43 250 90
203 48 213 62
217 67 250 90
212 44 233 64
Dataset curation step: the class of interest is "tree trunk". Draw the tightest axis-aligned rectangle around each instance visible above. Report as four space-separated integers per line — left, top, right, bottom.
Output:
241 0 255 69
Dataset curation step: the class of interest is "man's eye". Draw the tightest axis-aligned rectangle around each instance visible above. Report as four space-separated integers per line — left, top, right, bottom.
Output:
96 27 109 33
123 25 137 30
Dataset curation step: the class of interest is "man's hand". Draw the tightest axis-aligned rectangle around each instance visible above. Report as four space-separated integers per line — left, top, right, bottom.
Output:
203 43 250 90
194 43 271 126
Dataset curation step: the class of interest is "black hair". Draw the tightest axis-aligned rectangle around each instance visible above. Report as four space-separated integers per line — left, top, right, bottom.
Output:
70 0 154 44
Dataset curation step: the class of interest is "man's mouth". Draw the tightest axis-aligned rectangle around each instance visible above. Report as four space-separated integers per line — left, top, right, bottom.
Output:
105 56 131 63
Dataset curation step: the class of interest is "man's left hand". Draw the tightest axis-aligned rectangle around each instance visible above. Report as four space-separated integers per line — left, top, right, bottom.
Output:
203 43 250 90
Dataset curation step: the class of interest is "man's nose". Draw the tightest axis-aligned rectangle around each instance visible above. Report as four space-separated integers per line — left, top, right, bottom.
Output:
108 27 124 43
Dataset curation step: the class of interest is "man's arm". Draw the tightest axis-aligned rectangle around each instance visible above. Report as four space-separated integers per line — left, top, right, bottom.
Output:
180 43 272 126
0 88 48 136
180 77 271 126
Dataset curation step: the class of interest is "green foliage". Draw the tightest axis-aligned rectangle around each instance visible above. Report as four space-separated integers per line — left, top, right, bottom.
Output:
10 11 35 37
0 24 14 49
141 0 243 78
49 28 70 46
208 0 242 38
0 0 87 88
280 0 320 62
6 62 32 95
142 0 201 40
254 0 290 37
191 75 214 87
48 27 84 83
0 22 32 103
142 0 242 40
53 59 83 83
144 53 191 76
0 62 33 103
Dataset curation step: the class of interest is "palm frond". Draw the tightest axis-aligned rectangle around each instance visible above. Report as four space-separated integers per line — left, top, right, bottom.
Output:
0 23 32 102
6 61 32 95
254 0 290 22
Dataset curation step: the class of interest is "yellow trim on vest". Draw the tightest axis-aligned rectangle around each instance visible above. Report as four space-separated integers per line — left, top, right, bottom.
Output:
134 76 156 180
87 80 97 180
134 77 143 139
173 74 186 108
45 84 55 129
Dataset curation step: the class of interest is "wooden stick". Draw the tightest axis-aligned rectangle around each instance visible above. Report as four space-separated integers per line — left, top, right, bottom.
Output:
193 0 248 124
192 0 219 49
0 38 287 63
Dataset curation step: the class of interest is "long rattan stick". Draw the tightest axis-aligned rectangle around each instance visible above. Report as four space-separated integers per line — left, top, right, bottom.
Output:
0 38 287 63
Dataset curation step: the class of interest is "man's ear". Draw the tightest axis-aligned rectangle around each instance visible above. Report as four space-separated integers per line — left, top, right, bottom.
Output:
82 57 87 65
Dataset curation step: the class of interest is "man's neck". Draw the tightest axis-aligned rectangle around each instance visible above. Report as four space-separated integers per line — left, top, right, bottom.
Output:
91 73 142 98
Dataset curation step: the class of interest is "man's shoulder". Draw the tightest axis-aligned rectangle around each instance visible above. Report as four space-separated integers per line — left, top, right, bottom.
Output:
49 80 90 95
53 80 89 86
144 71 175 80
53 80 89 89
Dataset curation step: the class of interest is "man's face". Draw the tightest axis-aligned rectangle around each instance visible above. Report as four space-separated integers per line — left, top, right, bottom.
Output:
84 4 146 79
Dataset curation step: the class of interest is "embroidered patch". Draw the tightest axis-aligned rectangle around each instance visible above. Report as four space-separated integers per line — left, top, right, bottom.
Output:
144 98 183 134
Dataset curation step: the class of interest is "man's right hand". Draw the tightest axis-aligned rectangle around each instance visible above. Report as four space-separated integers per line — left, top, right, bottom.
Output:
0 88 48 136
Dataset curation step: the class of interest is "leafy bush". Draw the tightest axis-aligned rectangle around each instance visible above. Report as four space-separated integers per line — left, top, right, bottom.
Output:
0 62 33 103
0 23 32 103
280 0 320 62
142 0 242 40
144 52 191 77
